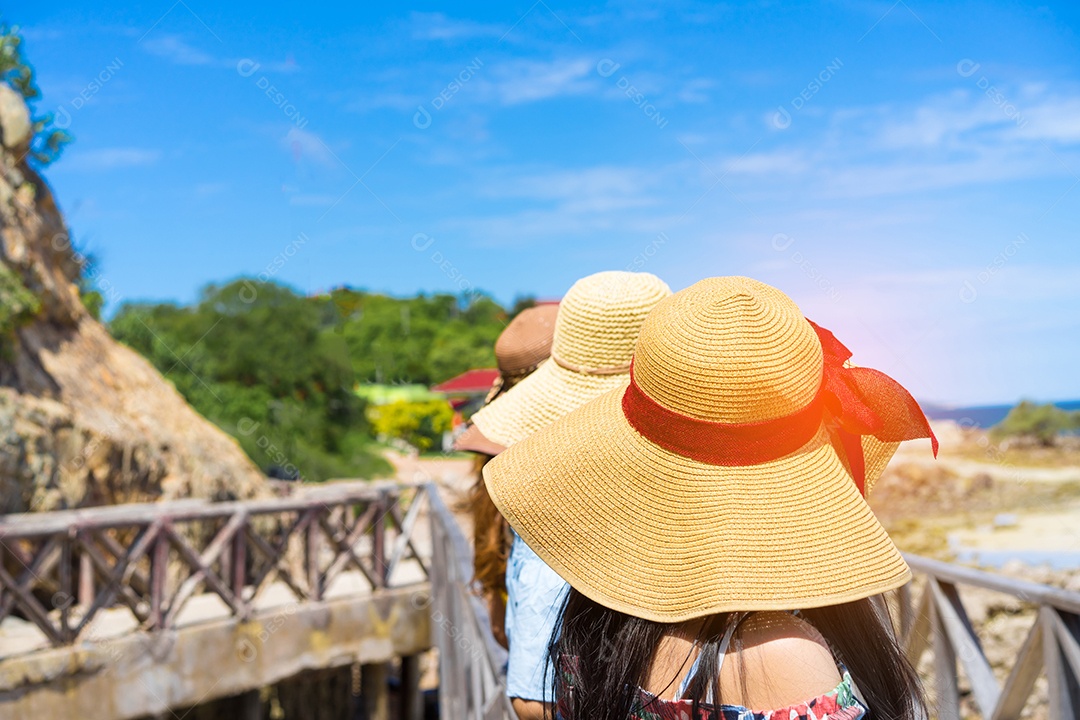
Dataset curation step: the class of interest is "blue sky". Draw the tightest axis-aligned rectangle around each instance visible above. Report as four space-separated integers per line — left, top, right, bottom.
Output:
15 1 1080 406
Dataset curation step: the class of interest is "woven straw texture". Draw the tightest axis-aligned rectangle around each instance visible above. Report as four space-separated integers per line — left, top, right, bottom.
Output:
472 271 671 448
496 304 559 377
484 276 911 622
454 423 507 456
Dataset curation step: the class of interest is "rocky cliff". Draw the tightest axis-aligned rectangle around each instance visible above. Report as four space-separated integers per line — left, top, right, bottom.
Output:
0 84 267 513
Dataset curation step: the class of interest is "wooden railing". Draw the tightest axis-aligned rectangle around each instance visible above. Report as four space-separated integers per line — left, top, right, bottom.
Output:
897 553 1080 719
10 480 1076 719
0 481 429 649
425 482 517 719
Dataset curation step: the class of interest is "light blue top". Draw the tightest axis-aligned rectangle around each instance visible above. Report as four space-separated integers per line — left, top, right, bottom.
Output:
504 531 570 702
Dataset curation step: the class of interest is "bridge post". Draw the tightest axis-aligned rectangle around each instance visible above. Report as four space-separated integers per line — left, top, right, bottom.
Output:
150 526 169 629
231 529 247 619
373 492 387 586
306 510 321 600
361 662 390 720
78 543 94 608
400 654 423 720
237 689 262 720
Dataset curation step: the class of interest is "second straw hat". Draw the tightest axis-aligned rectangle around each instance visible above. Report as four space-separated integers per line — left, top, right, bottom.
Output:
470 271 672 448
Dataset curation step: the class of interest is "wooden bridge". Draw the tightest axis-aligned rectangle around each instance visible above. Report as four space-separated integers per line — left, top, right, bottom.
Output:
0 480 1077 719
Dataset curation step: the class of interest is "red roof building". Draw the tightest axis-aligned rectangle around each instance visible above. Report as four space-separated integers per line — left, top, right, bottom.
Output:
431 368 500 395
432 368 500 415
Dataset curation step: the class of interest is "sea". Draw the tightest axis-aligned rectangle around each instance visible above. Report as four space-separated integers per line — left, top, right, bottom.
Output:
921 399 1080 429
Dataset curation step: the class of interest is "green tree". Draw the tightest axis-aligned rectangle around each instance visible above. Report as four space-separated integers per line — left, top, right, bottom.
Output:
992 400 1080 447
110 280 515 479
337 289 504 384
111 280 389 481
509 295 537 318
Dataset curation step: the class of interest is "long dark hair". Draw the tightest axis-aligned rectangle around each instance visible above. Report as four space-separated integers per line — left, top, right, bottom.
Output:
549 588 924 720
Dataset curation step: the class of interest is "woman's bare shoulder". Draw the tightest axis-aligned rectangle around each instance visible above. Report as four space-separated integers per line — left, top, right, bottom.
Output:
719 611 843 711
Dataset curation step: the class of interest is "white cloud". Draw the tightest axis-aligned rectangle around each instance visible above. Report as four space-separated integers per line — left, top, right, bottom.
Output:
409 12 504 41
353 92 421 112
140 35 215 66
140 33 300 73
345 56 597 114
482 58 596 105
289 194 339 207
868 86 1080 151
722 150 808 176
19 26 65 42
676 77 713 104
195 182 229 196
725 84 1080 198
63 148 162 171
1015 96 1080 143
482 166 656 211
282 128 340 169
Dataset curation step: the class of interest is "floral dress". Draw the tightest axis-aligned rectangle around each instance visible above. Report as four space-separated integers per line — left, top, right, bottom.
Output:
557 662 865 720
624 672 864 720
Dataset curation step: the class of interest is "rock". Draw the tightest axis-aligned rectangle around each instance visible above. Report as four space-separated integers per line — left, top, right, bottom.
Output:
0 113 269 513
0 84 31 151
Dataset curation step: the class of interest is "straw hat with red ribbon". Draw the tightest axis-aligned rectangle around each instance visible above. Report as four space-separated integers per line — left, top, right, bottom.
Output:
467 271 672 451
484 276 937 622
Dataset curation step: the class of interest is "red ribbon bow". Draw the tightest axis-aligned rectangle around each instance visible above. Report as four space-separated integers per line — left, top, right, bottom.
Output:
621 320 938 495
808 320 938 494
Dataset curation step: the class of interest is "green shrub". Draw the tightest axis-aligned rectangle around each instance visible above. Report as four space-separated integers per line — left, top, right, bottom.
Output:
0 263 40 351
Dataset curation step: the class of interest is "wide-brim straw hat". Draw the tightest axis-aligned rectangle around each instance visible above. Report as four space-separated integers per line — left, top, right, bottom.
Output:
469 271 672 449
454 423 507 456
485 276 937 622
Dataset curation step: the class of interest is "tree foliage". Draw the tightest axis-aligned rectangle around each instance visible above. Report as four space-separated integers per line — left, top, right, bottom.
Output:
992 400 1080 446
331 287 505 384
110 280 511 478
0 19 71 165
